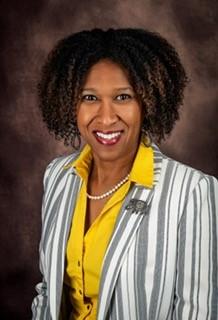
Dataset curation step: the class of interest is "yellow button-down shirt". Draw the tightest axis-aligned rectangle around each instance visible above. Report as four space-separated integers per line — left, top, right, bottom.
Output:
64 143 154 319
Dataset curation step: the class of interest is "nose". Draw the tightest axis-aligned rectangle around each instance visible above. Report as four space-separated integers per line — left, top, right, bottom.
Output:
97 100 118 126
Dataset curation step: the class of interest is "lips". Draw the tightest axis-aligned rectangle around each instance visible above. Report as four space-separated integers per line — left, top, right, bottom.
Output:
93 130 123 145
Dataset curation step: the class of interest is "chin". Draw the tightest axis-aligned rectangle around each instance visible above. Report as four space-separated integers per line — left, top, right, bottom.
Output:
94 149 124 162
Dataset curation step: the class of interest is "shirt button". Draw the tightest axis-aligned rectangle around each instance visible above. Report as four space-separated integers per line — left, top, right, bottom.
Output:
79 289 82 295
87 305 90 310
78 260 80 267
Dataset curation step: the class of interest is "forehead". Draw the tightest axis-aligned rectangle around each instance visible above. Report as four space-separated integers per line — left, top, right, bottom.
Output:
82 59 132 88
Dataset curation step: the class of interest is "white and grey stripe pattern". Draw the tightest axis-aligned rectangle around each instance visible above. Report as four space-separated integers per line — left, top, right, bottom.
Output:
31 145 218 320
97 152 218 319
97 186 155 319
32 153 82 320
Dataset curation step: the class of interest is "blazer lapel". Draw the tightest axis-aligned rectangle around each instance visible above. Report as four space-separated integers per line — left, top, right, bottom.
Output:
47 168 81 320
97 143 163 320
97 185 154 320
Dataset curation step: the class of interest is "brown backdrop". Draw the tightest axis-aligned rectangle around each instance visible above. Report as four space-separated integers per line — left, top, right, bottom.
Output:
1 0 218 318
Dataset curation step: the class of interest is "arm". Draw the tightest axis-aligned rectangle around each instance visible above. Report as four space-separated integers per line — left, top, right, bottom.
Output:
31 159 57 320
31 278 50 319
173 175 218 319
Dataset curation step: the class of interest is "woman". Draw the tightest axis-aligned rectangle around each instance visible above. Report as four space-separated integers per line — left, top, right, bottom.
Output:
31 28 218 320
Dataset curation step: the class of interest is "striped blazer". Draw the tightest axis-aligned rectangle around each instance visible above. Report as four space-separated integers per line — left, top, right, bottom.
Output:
31 144 218 320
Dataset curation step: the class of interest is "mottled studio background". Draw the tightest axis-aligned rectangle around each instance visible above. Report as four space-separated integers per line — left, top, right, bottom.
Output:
0 0 218 318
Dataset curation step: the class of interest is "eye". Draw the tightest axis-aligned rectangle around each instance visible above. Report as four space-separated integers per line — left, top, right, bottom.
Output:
116 94 132 101
81 94 97 101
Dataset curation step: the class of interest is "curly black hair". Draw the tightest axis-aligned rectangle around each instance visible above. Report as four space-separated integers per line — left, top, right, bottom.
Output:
38 28 188 149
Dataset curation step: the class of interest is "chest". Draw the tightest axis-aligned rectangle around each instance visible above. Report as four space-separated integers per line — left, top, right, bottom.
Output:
85 197 111 231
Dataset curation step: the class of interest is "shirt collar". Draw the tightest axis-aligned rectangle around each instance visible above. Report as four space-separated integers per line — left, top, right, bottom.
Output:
64 142 153 188
71 144 92 181
129 142 153 188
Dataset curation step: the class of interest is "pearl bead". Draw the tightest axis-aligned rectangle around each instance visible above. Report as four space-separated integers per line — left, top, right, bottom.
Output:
86 174 130 200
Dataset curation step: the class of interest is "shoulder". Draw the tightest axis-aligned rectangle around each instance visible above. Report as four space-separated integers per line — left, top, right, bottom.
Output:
42 151 80 189
151 145 218 226
153 144 218 199
164 151 216 182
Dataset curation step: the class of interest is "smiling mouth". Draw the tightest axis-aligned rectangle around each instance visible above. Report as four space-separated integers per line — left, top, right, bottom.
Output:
93 130 123 145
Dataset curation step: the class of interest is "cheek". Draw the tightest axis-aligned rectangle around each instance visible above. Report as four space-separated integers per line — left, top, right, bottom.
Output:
124 105 143 131
76 106 91 129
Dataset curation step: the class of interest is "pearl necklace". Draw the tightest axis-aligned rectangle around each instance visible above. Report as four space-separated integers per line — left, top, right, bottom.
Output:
86 174 130 200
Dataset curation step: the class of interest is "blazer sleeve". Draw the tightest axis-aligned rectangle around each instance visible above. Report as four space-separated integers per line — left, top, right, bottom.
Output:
31 159 58 320
173 175 218 319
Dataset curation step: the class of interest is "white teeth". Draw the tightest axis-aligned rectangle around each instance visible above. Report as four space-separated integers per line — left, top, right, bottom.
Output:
96 131 121 140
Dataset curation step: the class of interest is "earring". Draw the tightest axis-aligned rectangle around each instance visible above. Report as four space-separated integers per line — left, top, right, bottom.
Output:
69 124 81 150
141 128 152 147
144 134 152 147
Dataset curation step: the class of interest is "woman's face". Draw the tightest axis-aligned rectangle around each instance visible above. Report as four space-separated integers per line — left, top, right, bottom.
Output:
76 59 143 163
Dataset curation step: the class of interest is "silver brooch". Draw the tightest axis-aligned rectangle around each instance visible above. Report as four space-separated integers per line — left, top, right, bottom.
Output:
125 199 148 214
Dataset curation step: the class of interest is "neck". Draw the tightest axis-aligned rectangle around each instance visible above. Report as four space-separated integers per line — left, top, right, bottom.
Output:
90 148 137 185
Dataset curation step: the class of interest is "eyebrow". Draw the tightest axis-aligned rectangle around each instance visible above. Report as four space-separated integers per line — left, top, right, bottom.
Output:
82 86 133 92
